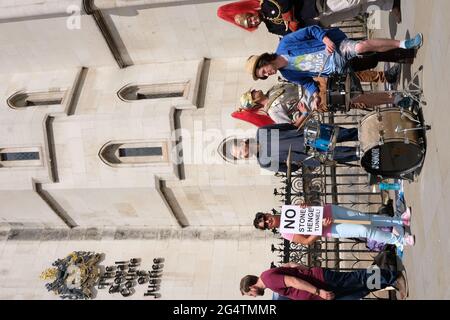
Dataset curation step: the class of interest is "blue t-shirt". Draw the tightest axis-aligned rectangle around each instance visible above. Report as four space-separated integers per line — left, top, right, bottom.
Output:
283 51 335 76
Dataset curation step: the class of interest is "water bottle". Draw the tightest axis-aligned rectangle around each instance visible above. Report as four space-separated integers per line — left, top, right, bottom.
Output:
379 182 401 191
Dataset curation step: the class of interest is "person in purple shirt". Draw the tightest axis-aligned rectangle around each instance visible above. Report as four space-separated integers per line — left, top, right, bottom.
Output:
240 263 408 300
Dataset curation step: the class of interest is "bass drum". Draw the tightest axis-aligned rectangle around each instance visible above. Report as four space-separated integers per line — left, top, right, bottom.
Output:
359 108 425 178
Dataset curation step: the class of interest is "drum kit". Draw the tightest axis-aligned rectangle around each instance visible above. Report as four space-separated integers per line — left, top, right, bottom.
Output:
303 70 431 181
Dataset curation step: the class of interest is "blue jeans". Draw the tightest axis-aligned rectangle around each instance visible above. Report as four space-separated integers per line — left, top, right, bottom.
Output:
330 205 405 246
334 127 358 163
332 39 360 73
323 268 399 300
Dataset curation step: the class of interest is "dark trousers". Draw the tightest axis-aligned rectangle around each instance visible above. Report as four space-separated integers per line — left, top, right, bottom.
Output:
334 127 358 164
323 268 398 300
350 48 417 72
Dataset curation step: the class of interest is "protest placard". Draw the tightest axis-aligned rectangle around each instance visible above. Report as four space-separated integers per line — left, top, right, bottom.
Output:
280 205 323 235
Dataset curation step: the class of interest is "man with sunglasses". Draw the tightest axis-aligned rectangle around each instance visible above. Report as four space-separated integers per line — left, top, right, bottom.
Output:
253 205 415 248
230 122 359 172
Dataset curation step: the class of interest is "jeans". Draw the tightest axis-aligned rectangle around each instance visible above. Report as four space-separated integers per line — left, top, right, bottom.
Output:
330 205 405 245
323 268 398 300
333 127 359 163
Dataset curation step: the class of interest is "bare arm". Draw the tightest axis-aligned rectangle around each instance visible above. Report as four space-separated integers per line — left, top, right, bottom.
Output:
284 276 335 300
292 234 320 245
280 262 309 270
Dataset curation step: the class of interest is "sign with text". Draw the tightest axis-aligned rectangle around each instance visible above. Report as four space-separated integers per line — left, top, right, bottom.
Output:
280 206 323 235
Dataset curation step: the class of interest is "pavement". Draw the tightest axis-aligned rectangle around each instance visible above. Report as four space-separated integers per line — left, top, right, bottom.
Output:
373 0 450 299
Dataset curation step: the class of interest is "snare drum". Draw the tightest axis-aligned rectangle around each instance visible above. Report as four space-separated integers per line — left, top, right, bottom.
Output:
304 119 337 153
326 73 363 112
359 108 425 178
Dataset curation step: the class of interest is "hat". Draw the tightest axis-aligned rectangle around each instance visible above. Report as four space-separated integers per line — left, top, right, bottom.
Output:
234 13 251 28
239 89 257 110
245 55 262 81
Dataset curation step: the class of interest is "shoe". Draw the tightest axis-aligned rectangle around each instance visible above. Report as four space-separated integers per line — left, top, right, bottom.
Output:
401 207 411 226
395 272 408 300
405 33 423 50
384 64 401 84
403 235 415 246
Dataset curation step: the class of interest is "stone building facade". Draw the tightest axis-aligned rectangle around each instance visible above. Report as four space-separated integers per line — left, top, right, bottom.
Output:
0 0 285 299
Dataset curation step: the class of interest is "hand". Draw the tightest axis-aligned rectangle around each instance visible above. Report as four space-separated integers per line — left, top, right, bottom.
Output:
312 95 321 111
288 20 300 32
322 217 333 227
300 202 307 209
297 102 308 113
319 289 335 300
322 36 336 54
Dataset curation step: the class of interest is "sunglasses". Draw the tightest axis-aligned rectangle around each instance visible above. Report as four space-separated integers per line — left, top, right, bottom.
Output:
258 215 270 230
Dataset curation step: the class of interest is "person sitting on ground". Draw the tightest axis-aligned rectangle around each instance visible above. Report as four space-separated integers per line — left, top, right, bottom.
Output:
253 204 415 248
245 25 423 109
240 263 408 300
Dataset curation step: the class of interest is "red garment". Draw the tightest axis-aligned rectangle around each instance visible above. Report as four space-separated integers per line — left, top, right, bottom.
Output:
261 267 326 300
217 0 261 31
231 110 275 127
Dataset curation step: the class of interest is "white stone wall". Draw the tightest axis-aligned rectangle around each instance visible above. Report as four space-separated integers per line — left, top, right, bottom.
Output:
0 228 280 300
0 57 282 228
0 16 116 74
104 1 279 64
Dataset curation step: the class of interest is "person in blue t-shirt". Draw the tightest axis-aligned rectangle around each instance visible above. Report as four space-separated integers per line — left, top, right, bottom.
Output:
245 25 423 109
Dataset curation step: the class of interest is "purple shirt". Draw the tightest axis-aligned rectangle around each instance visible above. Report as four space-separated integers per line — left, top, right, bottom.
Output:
260 267 325 300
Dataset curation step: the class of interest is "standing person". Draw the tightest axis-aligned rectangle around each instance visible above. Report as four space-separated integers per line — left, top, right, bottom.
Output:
217 0 402 36
253 204 415 248
234 65 406 126
240 264 408 300
319 0 402 25
235 83 310 128
230 123 360 171
245 25 423 108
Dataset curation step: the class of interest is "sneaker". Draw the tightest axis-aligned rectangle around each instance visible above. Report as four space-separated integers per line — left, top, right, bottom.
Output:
395 272 408 300
384 64 401 84
403 234 416 246
405 33 423 50
401 207 411 226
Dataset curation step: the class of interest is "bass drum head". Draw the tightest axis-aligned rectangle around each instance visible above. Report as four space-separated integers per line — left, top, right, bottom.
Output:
361 142 424 177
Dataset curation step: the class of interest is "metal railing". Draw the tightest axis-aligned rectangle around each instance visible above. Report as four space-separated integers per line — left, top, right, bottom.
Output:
270 109 397 300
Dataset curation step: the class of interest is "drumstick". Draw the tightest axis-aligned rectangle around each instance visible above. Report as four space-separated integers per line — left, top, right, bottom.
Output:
333 219 371 225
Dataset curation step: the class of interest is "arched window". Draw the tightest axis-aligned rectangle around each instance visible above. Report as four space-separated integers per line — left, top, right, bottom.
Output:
7 90 66 109
99 141 169 167
0 147 43 168
117 82 189 102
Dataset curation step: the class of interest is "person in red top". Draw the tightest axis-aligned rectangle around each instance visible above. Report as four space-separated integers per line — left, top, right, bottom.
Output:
240 263 408 300
217 0 402 37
